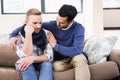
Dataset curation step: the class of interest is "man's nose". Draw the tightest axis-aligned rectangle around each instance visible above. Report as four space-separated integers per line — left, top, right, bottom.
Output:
57 22 60 26
36 24 41 28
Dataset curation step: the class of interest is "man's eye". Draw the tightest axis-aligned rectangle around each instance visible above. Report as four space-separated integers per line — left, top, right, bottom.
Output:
61 23 64 25
33 22 37 24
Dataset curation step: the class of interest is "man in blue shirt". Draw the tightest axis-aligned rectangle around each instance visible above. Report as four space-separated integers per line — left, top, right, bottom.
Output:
10 4 90 80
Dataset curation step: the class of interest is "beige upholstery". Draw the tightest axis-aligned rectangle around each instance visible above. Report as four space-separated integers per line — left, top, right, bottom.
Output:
0 34 120 80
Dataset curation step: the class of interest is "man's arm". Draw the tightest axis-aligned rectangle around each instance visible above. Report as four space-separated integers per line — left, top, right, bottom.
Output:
9 37 20 51
44 43 53 62
47 28 85 57
9 26 23 51
9 26 23 38
22 25 34 56
18 54 48 71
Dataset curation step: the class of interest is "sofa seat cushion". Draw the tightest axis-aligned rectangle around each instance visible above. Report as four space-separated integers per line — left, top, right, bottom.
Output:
0 67 21 80
54 61 119 80
89 61 120 80
54 68 74 80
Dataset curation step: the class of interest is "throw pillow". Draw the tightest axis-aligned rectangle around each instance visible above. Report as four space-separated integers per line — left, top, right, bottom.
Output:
83 36 117 64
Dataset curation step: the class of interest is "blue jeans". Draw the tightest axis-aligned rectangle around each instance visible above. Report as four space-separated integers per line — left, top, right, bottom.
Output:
17 62 53 80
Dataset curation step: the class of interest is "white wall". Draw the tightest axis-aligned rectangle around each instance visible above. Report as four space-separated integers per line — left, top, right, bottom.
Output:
0 15 25 34
0 14 84 34
83 0 103 39
0 0 104 39
104 10 120 27
0 1 84 34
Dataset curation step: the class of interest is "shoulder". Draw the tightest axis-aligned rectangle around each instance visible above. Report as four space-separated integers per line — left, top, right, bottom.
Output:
74 21 84 28
71 22 85 36
73 22 85 31
43 29 50 37
43 29 49 34
42 20 56 26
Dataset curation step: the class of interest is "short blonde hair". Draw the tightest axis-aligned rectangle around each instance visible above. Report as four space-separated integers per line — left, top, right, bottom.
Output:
26 8 41 19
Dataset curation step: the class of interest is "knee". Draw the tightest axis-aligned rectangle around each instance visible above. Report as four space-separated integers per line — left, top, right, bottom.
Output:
53 61 70 72
53 61 64 71
72 54 88 64
22 64 35 73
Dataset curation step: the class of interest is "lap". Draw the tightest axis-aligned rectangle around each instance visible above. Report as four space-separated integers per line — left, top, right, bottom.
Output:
53 54 88 72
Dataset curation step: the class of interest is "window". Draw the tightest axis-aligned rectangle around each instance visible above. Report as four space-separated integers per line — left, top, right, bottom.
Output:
41 0 83 14
1 0 41 14
1 0 83 14
103 0 120 9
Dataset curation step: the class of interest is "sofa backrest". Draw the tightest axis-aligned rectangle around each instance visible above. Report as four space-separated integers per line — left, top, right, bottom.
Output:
0 34 19 68
0 43 19 67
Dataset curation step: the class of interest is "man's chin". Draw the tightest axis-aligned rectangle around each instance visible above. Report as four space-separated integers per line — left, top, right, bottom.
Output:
34 30 40 33
58 26 67 29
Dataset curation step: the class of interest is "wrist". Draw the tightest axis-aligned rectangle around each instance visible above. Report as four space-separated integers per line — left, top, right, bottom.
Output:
25 33 32 38
53 43 57 48
25 32 32 35
30 56 35 63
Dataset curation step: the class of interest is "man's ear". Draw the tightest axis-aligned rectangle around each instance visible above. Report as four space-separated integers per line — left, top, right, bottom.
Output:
24 19 28 24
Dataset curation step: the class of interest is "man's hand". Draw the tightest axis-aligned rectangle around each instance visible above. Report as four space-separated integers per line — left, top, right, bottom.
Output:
9 37 21 51
18 56 34 71
24 25 34 35
47 32 57 47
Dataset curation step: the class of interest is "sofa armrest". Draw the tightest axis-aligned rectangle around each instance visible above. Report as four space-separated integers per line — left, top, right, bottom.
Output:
108 49 120 71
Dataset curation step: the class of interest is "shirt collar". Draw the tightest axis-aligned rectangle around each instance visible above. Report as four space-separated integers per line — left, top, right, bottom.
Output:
62 22 73 30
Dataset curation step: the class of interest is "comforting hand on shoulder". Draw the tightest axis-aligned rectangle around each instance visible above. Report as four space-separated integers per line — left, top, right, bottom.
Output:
9 37 21 51
47 32 57 48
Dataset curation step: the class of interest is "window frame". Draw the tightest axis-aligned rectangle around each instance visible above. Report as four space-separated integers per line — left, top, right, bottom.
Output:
41 0 83 14
1 0 41 14
103 0 120 10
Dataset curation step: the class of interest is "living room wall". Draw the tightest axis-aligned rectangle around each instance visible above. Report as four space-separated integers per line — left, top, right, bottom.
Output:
0 0 104 40
104 10 120 27
0 0 120 49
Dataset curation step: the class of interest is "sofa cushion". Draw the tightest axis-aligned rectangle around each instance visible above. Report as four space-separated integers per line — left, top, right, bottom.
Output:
54 68 74 80
83 36 117 64
109 50 120 71
54 61 120 80
0 43 19 67
89 61 120 80
0 34 19 67
0 67 21 80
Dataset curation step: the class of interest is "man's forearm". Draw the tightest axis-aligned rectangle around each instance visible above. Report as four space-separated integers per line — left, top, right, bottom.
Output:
22 33 33 56
30 55 48 63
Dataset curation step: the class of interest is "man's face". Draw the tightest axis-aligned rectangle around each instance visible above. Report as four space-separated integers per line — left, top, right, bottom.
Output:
56 15 71 29
26 15 42 33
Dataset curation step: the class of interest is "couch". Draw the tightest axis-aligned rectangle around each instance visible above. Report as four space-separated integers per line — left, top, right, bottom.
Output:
0 34 120 80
